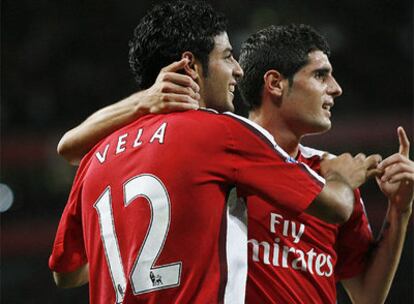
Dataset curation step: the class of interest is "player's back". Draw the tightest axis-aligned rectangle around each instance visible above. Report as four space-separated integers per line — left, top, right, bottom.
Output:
51 109 324 303
80 109 242 304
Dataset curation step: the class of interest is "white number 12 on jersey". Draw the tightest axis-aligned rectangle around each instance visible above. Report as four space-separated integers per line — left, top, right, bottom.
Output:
94 174 182 303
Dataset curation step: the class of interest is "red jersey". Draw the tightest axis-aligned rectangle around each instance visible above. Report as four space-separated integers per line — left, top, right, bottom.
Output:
245 145 374 304
49 110 324 304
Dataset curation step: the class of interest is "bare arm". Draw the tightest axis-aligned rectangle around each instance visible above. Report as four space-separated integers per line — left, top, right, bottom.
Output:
341 127 414 304
306 153 382 224
53 264 89 288
58 59 200 165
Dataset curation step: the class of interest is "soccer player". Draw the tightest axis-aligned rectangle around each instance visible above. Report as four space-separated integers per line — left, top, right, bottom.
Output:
237 24 414 303
50 3 382 304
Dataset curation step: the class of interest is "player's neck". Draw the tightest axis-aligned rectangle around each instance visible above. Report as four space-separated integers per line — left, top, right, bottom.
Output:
248 109 301 158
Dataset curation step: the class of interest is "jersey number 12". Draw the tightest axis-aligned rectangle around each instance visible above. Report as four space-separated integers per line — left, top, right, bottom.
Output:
94 174 182 303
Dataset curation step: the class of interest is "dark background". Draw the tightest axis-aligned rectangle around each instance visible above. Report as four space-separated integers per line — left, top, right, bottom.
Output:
1 0 413 303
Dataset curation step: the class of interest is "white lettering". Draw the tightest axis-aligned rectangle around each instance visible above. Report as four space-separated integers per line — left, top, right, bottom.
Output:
315 254 327 276
150 122 167 144
270 213 283 233
272 238 280 266
282 246 295 268
291 222 305 244
325 255 333 277
247 238 333 278
306 248 317 275
292 249 307 271
248 239 271 265
96 144 110 163
133 128 144 147
269 213 305 243
116 133 128 154
283 220 289 237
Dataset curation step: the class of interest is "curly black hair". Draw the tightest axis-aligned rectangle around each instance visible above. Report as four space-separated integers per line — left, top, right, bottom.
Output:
129 0 228 89
238 24 330 110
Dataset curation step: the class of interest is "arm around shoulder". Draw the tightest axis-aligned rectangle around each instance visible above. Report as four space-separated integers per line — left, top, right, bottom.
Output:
305 152 382 224
306 174 354 224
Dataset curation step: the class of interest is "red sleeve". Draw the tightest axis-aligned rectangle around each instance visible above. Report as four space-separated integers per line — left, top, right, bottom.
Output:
334 189 374 281
48 161 89 273
222 114 325 216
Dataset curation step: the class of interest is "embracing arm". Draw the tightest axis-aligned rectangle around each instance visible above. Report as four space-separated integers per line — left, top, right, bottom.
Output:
306 153 382 224
53 263 89 288
58 59 200 165
341 127 414 304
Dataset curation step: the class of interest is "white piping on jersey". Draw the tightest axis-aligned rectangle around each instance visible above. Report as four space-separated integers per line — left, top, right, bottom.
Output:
224 188 248 303
199 107 219 114
299 144 335 160
223 112 290 158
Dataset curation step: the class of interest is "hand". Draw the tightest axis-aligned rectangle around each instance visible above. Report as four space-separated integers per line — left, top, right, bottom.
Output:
136 58 200 114
320 152 382 189
377 127 414 212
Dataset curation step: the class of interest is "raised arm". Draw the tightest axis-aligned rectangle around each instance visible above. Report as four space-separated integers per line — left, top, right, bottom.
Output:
306 152 382 224
342 127 414 303
58 59 200 165
341 127 413 304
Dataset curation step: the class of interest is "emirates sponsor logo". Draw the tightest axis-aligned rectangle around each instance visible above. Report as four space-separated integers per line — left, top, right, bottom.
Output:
248 212 333 277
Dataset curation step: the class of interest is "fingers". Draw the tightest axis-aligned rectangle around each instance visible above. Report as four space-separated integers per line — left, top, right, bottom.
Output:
161 82 200 104
160 58 190 73
380 162 414 182
150 93 200 113
358 154 382 180
363 154 382 170
354 153 366 159
366 168 383 179
382 172 414 184
379 153 411 170
320 152 332 161
398 126 410 157
159 72 200 94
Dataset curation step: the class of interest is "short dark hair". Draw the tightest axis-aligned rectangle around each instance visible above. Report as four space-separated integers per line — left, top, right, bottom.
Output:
129 0 228 89
238 24 330 110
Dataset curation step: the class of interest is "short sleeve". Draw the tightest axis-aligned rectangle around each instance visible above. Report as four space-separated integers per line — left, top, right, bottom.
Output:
49 165 88 273
223 114 325 216
335 189 374 281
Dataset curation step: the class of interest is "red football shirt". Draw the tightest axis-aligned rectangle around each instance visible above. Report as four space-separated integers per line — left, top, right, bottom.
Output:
245 145 374 304
49 110 324 304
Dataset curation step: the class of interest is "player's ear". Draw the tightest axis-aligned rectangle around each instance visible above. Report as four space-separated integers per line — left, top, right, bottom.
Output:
182 52 199 80
263 70 285 97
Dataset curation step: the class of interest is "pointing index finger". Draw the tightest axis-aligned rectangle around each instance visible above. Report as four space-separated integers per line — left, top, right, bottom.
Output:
398 126 410 157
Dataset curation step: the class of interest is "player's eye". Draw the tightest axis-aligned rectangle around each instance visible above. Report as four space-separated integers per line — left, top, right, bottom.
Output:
225 53 234 60
314 70 327 80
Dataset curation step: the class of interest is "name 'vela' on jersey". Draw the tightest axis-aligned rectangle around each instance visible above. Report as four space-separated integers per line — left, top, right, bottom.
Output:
50 110 324 304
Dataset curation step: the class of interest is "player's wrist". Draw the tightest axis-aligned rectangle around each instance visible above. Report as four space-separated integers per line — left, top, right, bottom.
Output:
389 201 413 218
131 91 151 117
324 171 352 190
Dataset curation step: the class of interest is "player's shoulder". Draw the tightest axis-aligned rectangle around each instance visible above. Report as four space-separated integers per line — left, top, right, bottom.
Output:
161 108 275 140
221 112 277 144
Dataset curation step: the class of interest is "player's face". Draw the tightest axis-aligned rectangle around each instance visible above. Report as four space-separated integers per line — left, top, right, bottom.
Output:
199 32 243 112
281 50 342 135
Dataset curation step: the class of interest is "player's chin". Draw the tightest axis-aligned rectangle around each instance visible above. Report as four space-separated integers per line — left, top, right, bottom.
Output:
222 96 235 113
318 120 332 133
226 101 235 113
310 119 331 134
